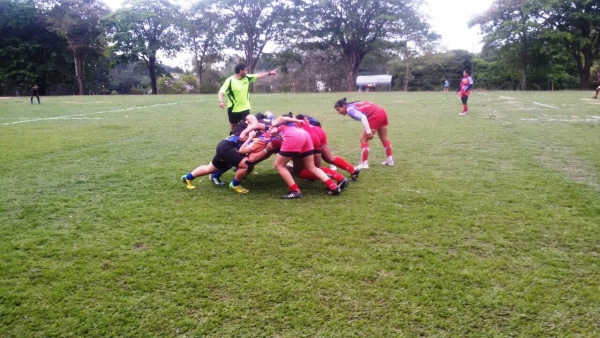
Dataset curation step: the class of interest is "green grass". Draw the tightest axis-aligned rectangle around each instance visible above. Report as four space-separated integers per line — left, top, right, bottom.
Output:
1 91 599 337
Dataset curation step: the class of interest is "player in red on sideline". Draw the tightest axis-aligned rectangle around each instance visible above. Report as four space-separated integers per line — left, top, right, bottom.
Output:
457 70 473 115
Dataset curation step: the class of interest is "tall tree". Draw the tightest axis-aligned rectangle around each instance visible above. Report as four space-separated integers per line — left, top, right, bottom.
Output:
541 0 600 89
211 0 292 74
298 0 436 91
181 2 226 89
39 0 110 95
470 0 540 90
0 0 72 92
103 0 181 94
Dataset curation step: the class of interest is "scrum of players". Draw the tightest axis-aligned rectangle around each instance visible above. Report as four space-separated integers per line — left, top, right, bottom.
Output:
180 111 362 199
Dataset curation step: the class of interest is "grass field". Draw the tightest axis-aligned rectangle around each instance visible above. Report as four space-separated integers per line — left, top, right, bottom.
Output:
1 91 599 337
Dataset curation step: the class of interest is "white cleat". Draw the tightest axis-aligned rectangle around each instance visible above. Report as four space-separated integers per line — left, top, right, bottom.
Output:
356 162 369 170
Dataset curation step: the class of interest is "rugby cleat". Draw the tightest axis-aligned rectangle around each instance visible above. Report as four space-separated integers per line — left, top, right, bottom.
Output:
229 182 249 193
208 174 226 185
350 168 361 181
338 178 349 190
459 111 468 115
381 158 394 166
327 186 341 195
356 162 369 170
281 191 302 199
181 175 196 190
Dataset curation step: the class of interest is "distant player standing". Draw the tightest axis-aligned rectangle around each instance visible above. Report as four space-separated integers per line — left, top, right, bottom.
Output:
444 79 449 93
334 98 393 169
218 63 278 133
30 85 40 105
457 70 473 115
593 86 600 99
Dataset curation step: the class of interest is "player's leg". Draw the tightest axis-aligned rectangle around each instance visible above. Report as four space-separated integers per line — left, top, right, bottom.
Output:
209 167 229 185
321 144 360 180
300 154 340 194
460 95 468 115
358 130 370 169
274 154 302 198
181 162 220 190
376 126 394 166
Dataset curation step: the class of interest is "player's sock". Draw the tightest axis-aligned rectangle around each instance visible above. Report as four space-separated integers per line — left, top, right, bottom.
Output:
288 183 300 193
30 98 33 104
463 104 468 112
321 167 344 182
382 140 393 157
212 167 229 179
231 178 241 186
324 179 337 191
185 173 195 181
360 143 370 163
297 169 316 180
332 156 355 173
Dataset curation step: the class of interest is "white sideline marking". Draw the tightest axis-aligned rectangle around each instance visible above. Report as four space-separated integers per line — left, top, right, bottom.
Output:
592 116 600 120
532 102 557 109
499 96 515 99
1 100 206 126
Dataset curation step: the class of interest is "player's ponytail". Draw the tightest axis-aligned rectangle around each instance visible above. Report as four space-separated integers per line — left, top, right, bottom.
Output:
334 97 347 108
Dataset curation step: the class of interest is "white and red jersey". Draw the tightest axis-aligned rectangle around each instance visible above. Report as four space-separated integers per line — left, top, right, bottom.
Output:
459 76 473 96
345 101 385 121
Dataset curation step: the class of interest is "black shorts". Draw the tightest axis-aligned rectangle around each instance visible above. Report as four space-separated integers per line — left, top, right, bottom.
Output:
211 140 245 170
278 150 314 158
461 96 469 104
228 108 250 124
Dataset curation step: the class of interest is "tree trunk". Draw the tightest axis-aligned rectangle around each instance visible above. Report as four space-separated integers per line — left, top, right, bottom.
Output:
404 61 410 92
344 52 361 92
196 60 203 90
73 50 85 95
579 48 592 89
148 55 157 95
520 36 527 90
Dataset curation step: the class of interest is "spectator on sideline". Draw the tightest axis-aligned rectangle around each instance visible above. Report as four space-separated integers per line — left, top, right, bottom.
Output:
30 85 40 105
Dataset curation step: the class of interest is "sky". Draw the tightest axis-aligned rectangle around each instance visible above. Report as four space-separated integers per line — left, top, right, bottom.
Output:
101 0 496 69
423 0 495 53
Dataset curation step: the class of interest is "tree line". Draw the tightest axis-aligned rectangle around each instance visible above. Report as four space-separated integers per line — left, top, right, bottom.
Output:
1 0 598 96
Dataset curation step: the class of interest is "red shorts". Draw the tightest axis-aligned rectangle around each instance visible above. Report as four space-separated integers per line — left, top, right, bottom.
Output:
280 127 314 157
367 109 389 130
313 126 328 146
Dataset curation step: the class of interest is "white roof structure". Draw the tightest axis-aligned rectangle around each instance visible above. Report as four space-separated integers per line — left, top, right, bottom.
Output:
356 75 392 86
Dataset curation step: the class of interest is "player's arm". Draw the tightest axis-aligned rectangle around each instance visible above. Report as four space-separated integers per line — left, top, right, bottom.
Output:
273 116 303 125
218 78 230 109
464 77 473 91
346 107 372 135
255 68 279 79
239 121 265 141
238 131 257 154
